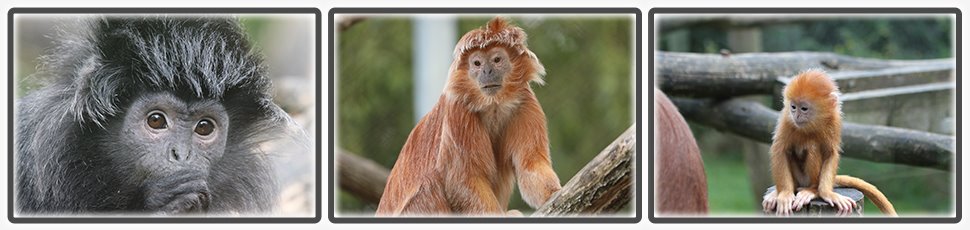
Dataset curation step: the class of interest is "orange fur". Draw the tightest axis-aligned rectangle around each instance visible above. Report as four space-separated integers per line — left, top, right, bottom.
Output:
376 17 561 216
655 90 709 215
763 70 896 216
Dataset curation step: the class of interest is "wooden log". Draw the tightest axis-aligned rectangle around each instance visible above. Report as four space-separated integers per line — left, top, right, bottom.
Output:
826 63 954 94
670 97 954 171
656 51 952 98
763 186 864 216
337 149 390 204
533 125 636 216
771 64 955 110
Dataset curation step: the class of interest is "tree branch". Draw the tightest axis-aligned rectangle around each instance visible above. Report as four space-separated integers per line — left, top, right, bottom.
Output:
337 149 390 204
533 125 636 216
656 51 953 98
670 97 954 171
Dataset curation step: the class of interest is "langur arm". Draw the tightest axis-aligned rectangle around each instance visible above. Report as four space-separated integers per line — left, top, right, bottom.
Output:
817 147 856 214
766 142 796 215
438 102 503 215
505 96 561 208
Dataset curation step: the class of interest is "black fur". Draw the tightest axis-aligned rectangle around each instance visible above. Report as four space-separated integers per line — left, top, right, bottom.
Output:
15 16 284 215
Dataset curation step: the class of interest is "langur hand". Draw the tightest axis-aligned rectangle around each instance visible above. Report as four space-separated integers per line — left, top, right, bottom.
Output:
820 191 856 216
793 188 818 211
763 190 797 216
774 192 797 216
506 209 524 217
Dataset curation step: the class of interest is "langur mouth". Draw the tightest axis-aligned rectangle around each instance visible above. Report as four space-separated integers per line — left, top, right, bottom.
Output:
481 84 502 95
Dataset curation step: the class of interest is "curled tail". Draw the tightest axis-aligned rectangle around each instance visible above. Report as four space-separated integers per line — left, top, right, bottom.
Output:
835 175 897 216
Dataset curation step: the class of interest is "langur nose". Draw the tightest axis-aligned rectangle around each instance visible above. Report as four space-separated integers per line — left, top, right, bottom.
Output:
169 148 191 162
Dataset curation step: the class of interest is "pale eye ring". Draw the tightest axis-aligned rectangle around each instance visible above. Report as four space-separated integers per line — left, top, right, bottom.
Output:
195 119 216 136
473 60 481 66
146 111 167 129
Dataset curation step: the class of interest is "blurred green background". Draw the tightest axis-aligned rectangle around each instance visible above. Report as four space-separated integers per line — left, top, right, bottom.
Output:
337 16 634 214
658 16 954 216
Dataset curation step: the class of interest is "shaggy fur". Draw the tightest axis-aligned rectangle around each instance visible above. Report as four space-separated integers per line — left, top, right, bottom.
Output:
376 17 561 216
15 16 287 214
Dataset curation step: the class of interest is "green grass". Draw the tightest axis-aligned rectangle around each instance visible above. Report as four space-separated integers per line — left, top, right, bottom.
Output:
840 157 953 216
700 149 953 216
702 153 757 214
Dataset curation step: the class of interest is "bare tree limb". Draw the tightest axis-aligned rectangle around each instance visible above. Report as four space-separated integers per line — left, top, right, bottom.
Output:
656 51 953 98
670 97 954 171
533 125 636 216
337 149 390 204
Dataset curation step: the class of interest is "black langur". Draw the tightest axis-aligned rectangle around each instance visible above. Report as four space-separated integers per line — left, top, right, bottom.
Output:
15 16 297 215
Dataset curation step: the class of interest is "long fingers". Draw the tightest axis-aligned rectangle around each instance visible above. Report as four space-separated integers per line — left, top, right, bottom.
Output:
793 192 814 211
775 197 794 216
824 194 857 216
762 199 775 213
838 196 856 216
762 191 777 213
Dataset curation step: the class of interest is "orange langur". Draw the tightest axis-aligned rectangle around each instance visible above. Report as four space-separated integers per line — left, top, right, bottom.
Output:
762 70 897 216
375 17 561 216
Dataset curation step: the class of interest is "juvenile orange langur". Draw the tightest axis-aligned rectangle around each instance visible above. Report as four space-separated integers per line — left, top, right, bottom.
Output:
762 70 897 216
375 17 561 216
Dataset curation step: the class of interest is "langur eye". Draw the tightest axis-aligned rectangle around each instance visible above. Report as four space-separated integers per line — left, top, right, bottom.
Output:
473 60 481 66
493 57 501 63
147 112 167 129
791 105 796 110
195 119 215 136
801 107 808 111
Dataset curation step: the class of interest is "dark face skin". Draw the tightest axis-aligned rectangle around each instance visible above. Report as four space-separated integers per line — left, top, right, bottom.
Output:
109 92 229 214
788 100 813 128
467 47 513 95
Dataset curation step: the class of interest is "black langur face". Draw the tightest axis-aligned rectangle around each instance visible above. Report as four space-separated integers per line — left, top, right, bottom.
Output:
466 47 512 95
15 16 286 215
106 92 229 213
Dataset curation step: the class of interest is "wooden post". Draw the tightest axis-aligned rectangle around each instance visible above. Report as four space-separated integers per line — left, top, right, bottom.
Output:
763 186 864 216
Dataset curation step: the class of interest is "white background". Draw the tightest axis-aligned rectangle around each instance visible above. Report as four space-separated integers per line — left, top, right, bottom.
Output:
0 0 967 230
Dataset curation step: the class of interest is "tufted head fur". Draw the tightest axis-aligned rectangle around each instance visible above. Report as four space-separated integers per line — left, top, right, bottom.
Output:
446 17 546 111
449 17 545 84
33 16 273 128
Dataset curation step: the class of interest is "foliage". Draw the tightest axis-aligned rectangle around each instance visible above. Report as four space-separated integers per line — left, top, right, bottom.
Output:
661 17 952 59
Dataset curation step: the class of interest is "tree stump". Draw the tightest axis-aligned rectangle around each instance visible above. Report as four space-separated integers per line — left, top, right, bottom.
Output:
763 186 864 216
